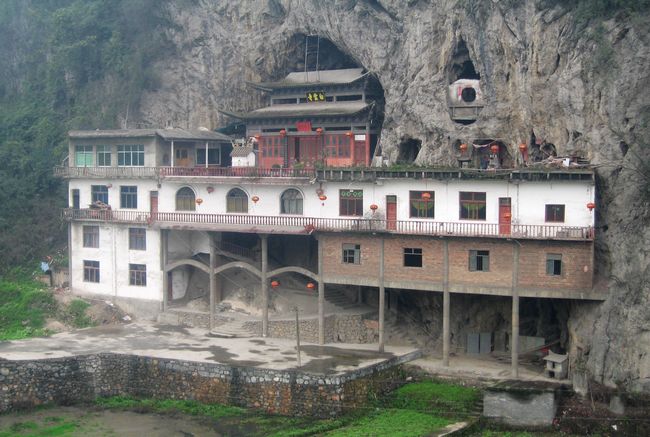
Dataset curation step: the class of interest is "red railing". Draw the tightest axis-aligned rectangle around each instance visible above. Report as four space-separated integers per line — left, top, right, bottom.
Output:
62 209 594 241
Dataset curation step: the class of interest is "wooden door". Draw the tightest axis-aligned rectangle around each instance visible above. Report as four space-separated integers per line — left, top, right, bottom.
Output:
386 195 397 231
150 191 158 222
499 197 511 235
175 147 190 167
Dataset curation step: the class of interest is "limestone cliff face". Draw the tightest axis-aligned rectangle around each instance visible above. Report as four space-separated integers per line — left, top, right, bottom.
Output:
137 0 650 391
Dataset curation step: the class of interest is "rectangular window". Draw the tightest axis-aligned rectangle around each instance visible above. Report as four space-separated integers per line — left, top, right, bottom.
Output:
342 244 361 264
96 145 111 167
120 186 138 209
83 260 100 283
75 145 93 167
117 144 145 166
129 228 146 251
129 263 147 286
410 191 435 218
91 185 109 204
339 189 363 216
546 254 562 276
195 144 221 166
82 226 99 248
469 250 490 272
460 192 486 220
403 248 423 267
545 204 565 223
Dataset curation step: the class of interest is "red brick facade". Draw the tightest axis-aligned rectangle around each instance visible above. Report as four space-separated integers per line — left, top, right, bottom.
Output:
320 233 595 299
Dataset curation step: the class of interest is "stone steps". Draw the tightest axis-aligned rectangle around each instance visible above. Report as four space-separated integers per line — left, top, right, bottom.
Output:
384 318 420 348
208 319 256 338
324 289 356 309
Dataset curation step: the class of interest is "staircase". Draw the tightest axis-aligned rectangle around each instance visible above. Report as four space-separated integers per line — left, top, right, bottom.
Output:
324 288 357 310
384 317 421 348
208 318 256 338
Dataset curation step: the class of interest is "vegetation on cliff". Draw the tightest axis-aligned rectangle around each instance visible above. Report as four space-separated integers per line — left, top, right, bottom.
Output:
0 0 173 271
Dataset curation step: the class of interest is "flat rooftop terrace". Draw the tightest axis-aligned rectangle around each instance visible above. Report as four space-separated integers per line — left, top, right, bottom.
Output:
0 323 419 375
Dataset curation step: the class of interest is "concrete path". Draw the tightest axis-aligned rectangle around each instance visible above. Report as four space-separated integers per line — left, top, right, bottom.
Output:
0 323 418 375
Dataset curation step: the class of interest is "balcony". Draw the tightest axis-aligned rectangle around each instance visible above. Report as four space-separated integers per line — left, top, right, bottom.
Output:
53 166 315 180
62 209 594 241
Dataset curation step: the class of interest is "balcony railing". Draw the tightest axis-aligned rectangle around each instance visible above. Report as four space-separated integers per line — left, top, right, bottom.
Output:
62 209 594 241
54 166 315 179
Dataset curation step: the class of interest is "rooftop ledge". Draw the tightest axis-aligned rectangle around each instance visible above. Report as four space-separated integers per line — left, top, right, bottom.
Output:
54 166 595 182
62 209 594 241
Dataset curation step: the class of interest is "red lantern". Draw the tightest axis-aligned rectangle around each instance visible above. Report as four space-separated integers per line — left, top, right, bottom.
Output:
271 280 279 288
421 192 431 201
504 212 512 219
195 198 203 205
490 144 499 154
252 195 260 203
306 282 315 290
319 194 327 201
254 134 261 141
459 143 468 152
518 143 527 152
370 204 379 211
345 131 353 137
587 202 596 211
279 129 286 137
316 127 323 135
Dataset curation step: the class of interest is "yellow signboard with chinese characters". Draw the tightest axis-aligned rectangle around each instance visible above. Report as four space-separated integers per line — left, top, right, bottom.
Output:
306 92 326 102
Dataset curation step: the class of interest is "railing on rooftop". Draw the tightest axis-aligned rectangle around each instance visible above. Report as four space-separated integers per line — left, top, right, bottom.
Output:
54 165 593 181
62 208 594 241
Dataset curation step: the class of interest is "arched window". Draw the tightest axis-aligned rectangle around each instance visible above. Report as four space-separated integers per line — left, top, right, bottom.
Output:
176 187 196 211
281 189 303 215
227 188 248 213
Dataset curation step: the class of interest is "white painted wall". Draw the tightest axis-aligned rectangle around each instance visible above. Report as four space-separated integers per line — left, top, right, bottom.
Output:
70 222 162 301
156 178 594 228
69 179 159 211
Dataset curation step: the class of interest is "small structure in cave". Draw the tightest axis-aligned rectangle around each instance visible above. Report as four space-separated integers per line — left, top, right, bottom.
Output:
448 79 484 124
221 68 384 169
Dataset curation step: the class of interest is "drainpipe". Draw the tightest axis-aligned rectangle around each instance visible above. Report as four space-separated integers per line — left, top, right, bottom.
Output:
171 140 174 168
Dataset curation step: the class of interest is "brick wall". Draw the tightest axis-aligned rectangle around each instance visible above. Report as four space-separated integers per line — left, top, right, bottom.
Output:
320 234 594 298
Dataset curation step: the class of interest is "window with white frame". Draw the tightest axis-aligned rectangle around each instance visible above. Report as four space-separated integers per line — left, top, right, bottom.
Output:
404 248 423 267
96 145 111 166
342 244 361 264
75 145 93 167
120 186 137 209
91 185 108 204
469 250 490 271
129 228 146 251
117 144 144 166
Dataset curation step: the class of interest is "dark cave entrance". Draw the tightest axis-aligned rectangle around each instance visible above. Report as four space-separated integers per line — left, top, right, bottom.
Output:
396 137 422 164
448 39 481 83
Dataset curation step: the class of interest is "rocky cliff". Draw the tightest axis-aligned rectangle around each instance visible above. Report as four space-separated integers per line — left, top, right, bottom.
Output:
93 0 650 391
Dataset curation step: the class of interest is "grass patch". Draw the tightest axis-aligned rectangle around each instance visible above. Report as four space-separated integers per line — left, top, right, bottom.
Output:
387 380 481 417
0 272 55 340
59 299 94 329
95 396 246 419
0 419 79 437
325 409 451 437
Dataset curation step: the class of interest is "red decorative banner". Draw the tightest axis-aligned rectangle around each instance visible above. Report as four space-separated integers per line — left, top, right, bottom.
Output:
296 121 312 132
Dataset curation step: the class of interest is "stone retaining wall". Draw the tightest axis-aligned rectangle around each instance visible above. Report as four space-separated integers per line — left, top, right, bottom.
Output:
0 350 420 417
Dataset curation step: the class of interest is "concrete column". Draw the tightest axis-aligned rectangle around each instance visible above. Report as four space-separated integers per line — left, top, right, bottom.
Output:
442 239 450 367
261 234 269 337
511 242 520 378
209 233 216 330
162 230 168 312
378 237 385 353
318 237 325 345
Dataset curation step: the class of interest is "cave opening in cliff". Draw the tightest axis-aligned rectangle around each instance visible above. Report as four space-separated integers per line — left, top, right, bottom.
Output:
396 137 422 164
448 39 480 83
447 39 482 125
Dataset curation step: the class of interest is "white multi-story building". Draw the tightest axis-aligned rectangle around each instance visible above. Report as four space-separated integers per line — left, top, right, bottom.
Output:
56 70 601 376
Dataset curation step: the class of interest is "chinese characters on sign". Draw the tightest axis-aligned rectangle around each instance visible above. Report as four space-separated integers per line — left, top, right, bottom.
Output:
306 92 326 102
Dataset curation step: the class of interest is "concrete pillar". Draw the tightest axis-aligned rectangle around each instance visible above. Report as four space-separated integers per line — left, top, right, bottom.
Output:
261 234 269 337
209 233 216 330
511 242 520 378
162 230 168 312
378 237 385 353
442 239 450 367
318 237 325 345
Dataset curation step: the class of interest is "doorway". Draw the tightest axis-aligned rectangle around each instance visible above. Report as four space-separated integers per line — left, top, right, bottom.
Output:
386 195 397 230
499 197 511 235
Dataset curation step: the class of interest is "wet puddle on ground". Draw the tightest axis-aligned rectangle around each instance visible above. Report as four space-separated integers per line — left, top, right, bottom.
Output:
0 406 222 436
